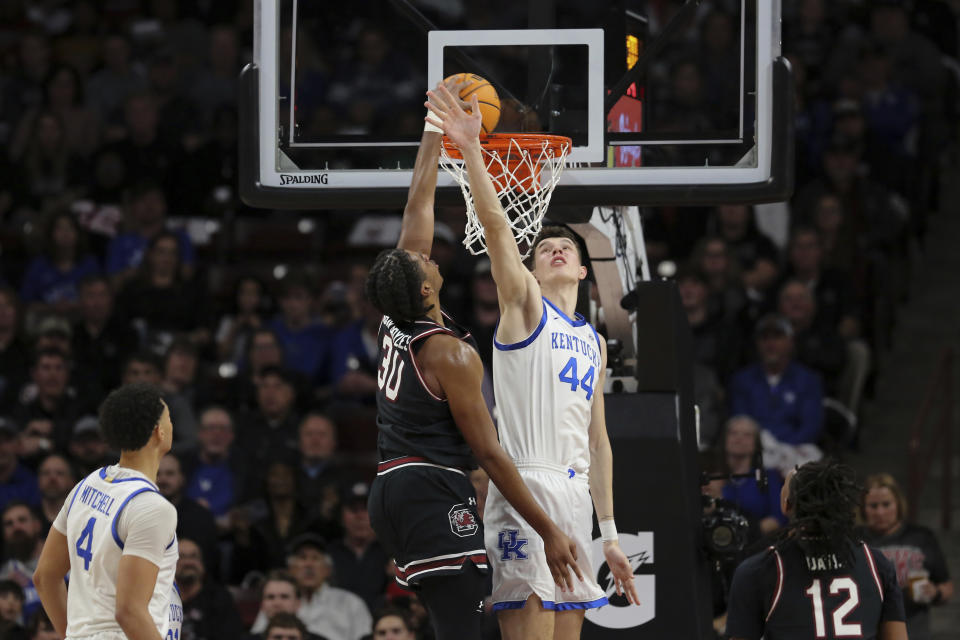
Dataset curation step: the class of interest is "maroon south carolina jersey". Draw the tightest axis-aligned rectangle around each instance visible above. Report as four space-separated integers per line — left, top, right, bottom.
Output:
726 538 905 640
374 313 478 469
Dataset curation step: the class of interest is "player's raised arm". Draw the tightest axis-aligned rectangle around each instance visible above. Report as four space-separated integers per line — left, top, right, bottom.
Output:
398 78 471 255
417 333 584 591
426 85 540 325
587 337 640 605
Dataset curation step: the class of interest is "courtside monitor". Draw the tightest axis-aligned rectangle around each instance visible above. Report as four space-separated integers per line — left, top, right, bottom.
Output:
241 0 792 209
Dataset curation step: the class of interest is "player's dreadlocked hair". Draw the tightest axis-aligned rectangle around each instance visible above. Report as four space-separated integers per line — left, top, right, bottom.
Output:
365 248 433 323
778 459 862 571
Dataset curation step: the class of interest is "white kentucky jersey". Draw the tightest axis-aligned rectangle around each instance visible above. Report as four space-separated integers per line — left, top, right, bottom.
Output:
53 465 178 639
492 297 602 476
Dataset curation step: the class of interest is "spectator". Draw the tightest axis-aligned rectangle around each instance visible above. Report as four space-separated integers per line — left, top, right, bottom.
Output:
710 204 780 301
183 406 247 532
777 279 847 396
115 231 209 353
780 226 860 339
0 579 26 639
268 275 332 384
296 413 343 530
84 33 146 122
328 482 389 612
0 502 43 619
106 180 195 287
12 110 84 212
34 453 74 534
160 338 203 450
71 275 139 396
690 236 746 322
265 612 312 640
0 288 29 413
24 607 56 640
177 537 244 640
121 351 198 452
231 460 321 580
20 212 99 318
717 416 786 536
677 268 743 382
251 534 371 640
216 275 270 365
236 367 301 474
860 473 953 640
327 298 380 403
66 415 111 477
229 328 287 411
17 417 55 471
0 420 40 512
9 64 101 159
1 32 51 134
368 608 415 640
103 92 177 188
729 314 824 445
12 348 88 451
157 454 219 576
249 570 327 640
188 25 241 126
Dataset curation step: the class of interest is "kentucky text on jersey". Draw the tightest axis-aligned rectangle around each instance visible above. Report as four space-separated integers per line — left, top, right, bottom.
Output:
550 331 601 368
78 485 116 516
169 602 183 623
382 317 412 351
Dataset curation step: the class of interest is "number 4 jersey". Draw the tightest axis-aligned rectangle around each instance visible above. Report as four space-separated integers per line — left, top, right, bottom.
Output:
726 538 906 640
52 465 179 639
493 297 602 474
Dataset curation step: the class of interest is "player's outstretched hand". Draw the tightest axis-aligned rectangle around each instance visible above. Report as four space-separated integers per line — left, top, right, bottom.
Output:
425 83 482 149
542 527 583 593
603 540 640 605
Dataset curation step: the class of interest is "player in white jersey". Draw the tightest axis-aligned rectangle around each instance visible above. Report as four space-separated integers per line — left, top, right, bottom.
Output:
33 382 181 640
427 85 639 639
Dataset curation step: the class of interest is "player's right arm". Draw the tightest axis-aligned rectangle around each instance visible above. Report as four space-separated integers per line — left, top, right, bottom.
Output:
425 85 542 335
418 333 583 591
33 527 70 637
116 556 164 640
398 77 471 255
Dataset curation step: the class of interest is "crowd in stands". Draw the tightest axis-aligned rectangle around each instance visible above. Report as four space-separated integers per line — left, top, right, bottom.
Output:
0 1 957 639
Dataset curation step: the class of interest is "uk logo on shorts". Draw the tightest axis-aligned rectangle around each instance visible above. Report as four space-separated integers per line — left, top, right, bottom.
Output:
497 529 528 560
448 504 479 537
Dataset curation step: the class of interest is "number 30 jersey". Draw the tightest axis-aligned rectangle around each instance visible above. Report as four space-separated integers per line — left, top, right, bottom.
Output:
492 298 603 476
52 465 178 639
375 313 479 469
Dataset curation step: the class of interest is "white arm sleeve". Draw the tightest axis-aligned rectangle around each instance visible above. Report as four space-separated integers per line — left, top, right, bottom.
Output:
51 483 81 535
115 492 178 566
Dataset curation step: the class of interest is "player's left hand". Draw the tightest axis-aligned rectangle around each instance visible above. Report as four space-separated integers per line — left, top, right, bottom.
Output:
603 540 641 605
425 83 482 149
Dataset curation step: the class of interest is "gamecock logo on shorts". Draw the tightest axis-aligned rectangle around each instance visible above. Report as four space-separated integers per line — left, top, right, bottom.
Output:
448 504 479 537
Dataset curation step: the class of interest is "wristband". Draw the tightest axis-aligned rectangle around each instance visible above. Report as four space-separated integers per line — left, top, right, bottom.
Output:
424 110 443 134
599 519 618 542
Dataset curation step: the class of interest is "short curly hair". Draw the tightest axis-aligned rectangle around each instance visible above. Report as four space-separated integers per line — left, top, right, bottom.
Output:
365 248 432 323
99 383 166 452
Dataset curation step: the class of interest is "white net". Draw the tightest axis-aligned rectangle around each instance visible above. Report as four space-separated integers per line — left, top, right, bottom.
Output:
439 135 571 259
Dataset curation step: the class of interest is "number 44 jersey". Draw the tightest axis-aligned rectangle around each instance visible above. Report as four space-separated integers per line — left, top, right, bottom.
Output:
493 298 603 475
53 465 179 639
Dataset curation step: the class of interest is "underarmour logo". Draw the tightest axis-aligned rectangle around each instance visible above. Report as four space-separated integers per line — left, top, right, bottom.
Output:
497 530 528 560
468 497 477 506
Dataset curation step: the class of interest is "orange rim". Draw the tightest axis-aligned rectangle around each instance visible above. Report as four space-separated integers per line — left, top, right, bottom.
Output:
442 133 571 160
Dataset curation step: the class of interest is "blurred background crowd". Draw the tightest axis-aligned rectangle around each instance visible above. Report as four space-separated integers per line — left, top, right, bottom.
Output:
0 1 957 639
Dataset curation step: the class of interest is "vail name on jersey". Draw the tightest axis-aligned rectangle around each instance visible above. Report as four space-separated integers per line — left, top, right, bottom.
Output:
551 331 601 368
382 316 412 351
804 553 843 572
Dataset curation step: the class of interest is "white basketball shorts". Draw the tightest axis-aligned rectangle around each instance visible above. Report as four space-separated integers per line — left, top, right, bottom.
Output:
483 460 608 612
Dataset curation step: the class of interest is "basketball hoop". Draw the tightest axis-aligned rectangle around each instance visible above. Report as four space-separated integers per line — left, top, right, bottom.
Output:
440 133 571 258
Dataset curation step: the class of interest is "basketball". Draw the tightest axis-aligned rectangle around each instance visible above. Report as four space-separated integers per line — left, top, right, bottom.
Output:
445 73 501 134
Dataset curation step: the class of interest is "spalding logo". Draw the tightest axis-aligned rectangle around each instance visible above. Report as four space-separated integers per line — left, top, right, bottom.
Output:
584 532 656 629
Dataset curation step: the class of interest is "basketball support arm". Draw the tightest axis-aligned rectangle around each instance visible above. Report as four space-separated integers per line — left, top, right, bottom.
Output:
567 206 648 371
